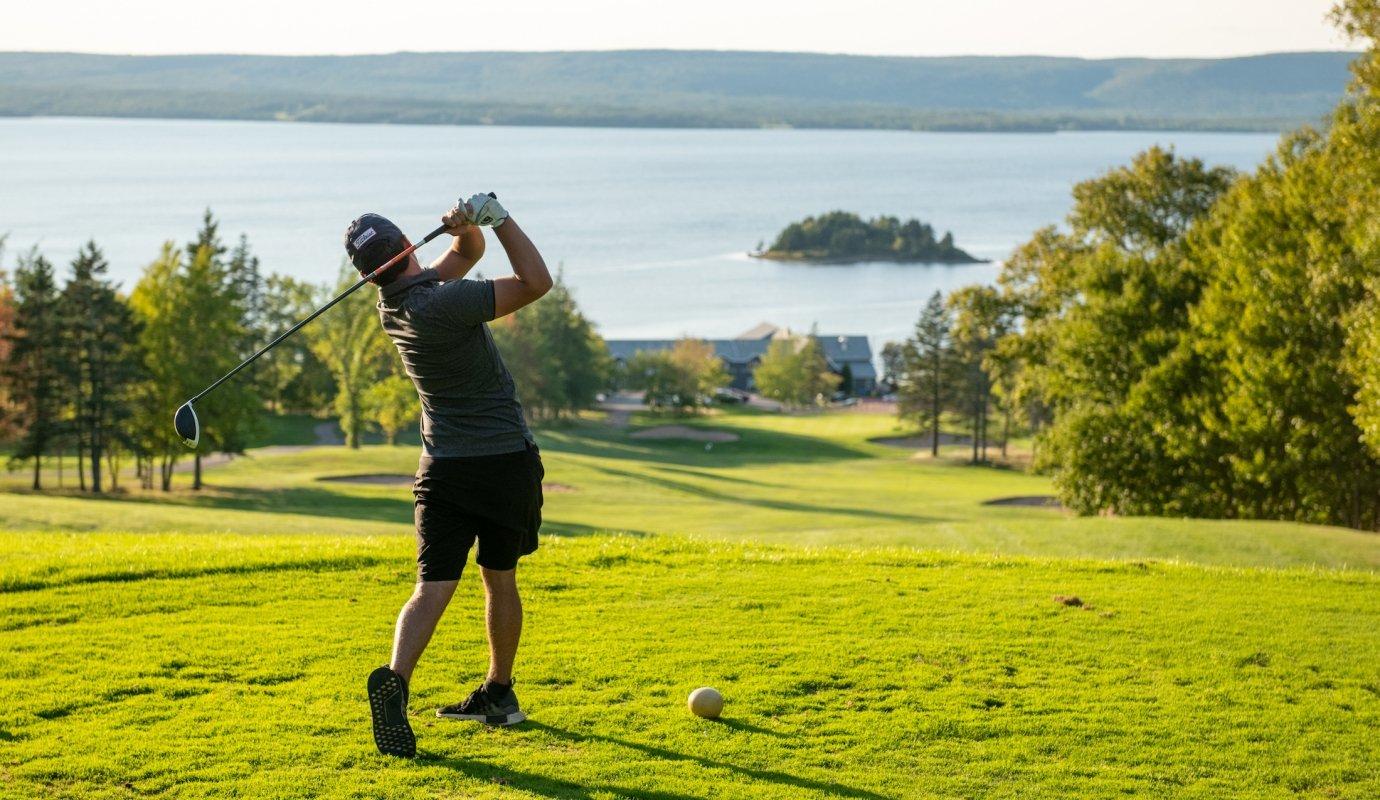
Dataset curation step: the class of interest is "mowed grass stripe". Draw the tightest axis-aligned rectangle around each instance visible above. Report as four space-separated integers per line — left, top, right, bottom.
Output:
1 532 1378 799
5 406 1380 569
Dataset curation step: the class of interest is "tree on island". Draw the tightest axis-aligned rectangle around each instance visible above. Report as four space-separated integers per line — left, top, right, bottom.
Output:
757 211 982 264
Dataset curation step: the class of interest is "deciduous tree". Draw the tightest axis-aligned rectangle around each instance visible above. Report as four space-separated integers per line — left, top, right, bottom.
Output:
307 270 392 448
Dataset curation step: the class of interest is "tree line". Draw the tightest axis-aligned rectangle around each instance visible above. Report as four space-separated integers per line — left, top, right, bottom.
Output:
0 219 612 493
617 331 842 412
886 1 1380 531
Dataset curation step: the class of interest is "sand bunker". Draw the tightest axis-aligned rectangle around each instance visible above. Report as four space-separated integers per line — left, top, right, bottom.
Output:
319 474 412 485
319 474 576 492
629 425 740 443
983 495 1063 509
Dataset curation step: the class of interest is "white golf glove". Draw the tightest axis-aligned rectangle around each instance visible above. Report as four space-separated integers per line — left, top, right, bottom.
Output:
463 192 508 227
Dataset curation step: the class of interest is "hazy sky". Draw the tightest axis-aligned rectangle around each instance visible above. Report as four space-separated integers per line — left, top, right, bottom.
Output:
0 0 1350 58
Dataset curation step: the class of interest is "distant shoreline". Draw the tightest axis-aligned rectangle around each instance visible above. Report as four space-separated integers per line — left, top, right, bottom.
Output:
0 50 1351 134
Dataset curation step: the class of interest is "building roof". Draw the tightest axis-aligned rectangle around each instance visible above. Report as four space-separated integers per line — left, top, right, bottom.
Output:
606 328 874 380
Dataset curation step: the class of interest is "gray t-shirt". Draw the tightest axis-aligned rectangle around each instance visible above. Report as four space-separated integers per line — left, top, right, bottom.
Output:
377 268 533 458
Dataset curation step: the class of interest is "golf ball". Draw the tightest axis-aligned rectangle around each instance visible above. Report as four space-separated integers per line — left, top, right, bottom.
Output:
688 686 724 718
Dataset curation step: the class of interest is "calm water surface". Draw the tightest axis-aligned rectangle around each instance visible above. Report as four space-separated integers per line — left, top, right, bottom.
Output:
0 118 1278 346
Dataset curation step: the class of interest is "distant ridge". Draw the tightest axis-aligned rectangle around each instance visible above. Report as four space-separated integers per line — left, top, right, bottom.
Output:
0 50 1358 131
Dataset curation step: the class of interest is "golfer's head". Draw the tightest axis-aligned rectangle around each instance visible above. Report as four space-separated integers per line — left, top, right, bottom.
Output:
344 213 411 285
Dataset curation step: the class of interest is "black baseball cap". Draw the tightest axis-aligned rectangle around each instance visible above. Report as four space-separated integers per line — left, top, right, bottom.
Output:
344 213 407 279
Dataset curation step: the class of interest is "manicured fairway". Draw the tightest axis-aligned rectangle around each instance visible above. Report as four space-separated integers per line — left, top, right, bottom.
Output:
1 409 1378 797
4 409 1379 570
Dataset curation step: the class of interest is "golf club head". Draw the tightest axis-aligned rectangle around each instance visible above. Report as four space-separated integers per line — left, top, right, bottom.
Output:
174 402 200 449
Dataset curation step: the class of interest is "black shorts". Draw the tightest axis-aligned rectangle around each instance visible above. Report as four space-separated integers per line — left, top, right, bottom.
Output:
412 442 544 581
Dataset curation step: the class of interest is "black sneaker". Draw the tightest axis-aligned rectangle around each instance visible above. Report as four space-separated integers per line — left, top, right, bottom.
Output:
367 666 416 758
436 680 526 726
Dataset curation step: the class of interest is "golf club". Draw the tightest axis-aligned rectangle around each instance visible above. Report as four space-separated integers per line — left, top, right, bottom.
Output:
173 220 450 449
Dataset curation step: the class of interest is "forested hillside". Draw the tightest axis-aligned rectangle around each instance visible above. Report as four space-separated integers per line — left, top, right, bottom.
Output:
0 50 1356 131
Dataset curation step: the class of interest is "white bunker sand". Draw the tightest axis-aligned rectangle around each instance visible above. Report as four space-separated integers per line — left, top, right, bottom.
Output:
629 425 740 443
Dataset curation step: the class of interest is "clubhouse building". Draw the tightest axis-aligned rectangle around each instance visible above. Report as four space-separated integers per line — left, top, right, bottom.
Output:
605 323 877 396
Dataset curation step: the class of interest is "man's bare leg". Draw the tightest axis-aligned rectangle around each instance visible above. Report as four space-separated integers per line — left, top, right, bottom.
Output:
390 579 459 684
480 567 522 684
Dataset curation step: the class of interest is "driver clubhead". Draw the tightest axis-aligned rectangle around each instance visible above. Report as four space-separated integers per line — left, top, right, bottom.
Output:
174 402 200 449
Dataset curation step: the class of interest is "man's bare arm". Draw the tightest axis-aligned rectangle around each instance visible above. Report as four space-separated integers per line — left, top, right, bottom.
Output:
491 218 553 318
432 210 486 281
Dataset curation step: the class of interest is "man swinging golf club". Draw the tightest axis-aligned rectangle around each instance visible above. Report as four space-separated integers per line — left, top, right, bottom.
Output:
349 193 552 758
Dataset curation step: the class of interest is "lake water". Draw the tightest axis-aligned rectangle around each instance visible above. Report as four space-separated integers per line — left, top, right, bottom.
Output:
0 118 1279 348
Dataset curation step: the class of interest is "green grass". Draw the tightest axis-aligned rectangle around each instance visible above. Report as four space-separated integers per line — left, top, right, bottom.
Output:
2 407 1379 797
7 409 1372 570
1 532 1377 798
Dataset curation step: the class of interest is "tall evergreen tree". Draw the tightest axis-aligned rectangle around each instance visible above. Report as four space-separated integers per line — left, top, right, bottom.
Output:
59 242 145 493
900 291 956 457
0 238 19 445
4 251 64 489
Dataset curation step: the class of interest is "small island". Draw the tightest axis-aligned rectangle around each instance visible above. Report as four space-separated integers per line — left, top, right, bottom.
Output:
753 211 985 264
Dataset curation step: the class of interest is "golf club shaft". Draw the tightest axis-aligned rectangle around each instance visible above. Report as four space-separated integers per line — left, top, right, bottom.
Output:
187 223 449 405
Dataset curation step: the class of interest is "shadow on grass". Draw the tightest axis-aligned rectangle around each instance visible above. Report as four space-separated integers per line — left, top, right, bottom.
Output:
535 420 874 468
428 721 887 799
86 485 416 525
542 520 652 538
0 555 391 594
419 752 703 800
588 464 943 526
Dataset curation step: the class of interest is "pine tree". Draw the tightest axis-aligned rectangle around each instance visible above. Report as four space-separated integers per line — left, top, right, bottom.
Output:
901 291 956 457
59 242 145 493
4 251 64 489
0 238 19 445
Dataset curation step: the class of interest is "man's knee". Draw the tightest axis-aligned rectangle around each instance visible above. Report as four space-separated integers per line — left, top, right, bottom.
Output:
480 567 518 593
412 579 459 602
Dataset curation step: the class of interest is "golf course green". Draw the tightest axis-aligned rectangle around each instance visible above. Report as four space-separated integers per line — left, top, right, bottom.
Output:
1 408 1377 798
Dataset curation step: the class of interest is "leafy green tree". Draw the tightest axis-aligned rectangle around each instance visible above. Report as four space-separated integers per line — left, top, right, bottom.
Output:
669 338 730 413
624 349 687 411
3 250 64 489
878 340 906 394
128 228 258 490
753 331 840 408
129 244 192 490
948 285 1015 463
489 275 610 422
998 146 1236 506
259 274 333 414
365 371 421 445
307 269 392 448
619 338 724 414
1184 120 1380 528
180 243 258 487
